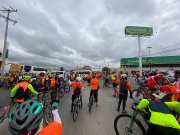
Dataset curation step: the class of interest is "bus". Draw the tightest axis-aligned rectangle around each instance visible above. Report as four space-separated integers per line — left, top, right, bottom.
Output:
22 65 47 75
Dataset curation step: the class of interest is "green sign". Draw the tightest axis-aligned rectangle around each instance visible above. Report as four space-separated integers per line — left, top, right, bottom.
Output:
121 56 180 66
125 26 153 36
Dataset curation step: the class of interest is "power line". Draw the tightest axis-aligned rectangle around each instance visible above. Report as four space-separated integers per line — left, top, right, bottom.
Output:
151 47 180 55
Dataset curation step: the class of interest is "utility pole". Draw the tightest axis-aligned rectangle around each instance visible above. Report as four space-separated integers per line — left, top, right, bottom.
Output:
0 7 17 75
138 35 142 76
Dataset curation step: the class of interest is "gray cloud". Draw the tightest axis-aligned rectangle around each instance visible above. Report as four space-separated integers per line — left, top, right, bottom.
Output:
0 0 180 69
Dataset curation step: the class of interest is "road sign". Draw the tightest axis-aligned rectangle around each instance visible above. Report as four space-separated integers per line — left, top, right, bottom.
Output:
125 26 153 36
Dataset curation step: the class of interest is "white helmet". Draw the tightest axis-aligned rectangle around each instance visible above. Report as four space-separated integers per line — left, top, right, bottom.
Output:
152 92 167 100
121 74 127 78
76 77 82 81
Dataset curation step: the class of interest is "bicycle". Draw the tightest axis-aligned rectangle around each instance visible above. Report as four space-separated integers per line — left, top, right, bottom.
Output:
72 94 82 122
57 86 65 99
114 104 147 135
88 92 95 112
38 91 53 125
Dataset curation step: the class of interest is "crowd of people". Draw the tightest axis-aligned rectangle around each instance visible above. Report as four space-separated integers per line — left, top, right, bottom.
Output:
0 69 179 135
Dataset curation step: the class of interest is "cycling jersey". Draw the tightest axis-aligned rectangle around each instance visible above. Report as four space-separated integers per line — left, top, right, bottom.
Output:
147 76 157 89
160 83 180 101
71 81 83 94
172 81 180 101
137 99 180 129
38 109 63 135
38 122 63 135
90 78 99 90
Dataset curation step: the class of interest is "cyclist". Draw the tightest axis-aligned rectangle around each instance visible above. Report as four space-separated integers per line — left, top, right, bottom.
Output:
10 75 38 103
136 96 180 135
50 76 58 102
146 73 164 91
70 77 84 112
117 74 132 113
38 72 47 92
8 99 63 135
112 73 119 97
89 73 100 107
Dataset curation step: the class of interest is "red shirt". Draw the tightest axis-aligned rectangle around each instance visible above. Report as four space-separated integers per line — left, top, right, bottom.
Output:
147 76 157 89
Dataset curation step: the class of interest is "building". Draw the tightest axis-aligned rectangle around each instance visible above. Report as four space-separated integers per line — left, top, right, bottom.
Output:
120 55 180 73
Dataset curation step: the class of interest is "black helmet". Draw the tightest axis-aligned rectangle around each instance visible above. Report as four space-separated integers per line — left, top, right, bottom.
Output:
8 100 43 135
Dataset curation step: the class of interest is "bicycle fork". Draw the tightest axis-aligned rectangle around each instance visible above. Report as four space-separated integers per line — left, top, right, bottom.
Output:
126 111 138 135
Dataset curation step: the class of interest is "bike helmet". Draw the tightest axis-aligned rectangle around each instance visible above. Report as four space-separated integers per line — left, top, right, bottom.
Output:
76 77 82 81
121 74 127 78
8 100 43 135
152 92 169 101
23 75 32 81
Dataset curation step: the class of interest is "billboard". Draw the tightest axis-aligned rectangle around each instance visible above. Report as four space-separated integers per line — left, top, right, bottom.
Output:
125 26 153 36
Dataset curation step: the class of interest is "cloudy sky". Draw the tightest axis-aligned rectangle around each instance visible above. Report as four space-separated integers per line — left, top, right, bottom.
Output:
0 0 180 69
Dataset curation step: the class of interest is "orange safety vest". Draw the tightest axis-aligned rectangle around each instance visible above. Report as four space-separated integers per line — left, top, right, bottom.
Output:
172 82 180 101
90 78 99 90
50 78 56 87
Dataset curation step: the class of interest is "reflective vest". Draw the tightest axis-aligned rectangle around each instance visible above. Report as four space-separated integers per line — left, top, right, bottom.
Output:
148 101 180 129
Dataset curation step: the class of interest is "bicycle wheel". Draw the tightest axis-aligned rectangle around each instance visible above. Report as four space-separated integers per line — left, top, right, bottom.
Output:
58 88 65 98
43 103 53 125
88 96 93 113
72 103 78 122
114 114 146 135
132 89 143 102
42 94 53 125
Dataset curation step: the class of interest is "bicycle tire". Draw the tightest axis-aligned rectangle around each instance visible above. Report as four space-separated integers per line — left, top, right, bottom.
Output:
114 114 146 135
88 96 93 113
58 89 65 98
43 104 53 125
73 103 78 122
42 93 53 125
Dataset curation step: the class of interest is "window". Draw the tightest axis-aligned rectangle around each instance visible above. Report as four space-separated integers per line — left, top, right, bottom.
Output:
33 67 46 71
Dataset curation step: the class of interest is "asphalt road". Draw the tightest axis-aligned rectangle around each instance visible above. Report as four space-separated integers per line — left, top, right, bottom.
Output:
0 82 140 135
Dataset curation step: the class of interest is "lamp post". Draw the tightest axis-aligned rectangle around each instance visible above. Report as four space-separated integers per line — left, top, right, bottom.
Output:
147 46 152 71
147 46 152 56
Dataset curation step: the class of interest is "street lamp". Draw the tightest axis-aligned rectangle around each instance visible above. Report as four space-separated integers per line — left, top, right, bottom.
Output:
147 46 152 71
147 46 152 56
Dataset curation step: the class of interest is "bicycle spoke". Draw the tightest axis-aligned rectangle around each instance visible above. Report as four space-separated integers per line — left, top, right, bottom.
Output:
114 115 145 135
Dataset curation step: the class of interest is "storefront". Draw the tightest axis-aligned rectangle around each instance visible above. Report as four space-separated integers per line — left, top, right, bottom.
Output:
120 55 180 73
